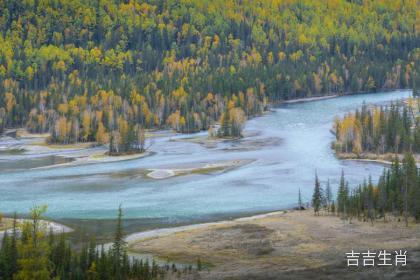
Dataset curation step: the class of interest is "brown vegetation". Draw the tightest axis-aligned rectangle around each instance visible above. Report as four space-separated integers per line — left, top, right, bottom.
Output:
129 210 420 279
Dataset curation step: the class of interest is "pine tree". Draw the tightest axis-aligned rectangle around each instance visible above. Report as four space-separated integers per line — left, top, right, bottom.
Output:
0 230 11 279
0 206 169 279
378 169 388 221
98 245 110 280
331 152 419 224
14 205 50 280
112 205 127 279
331 201 336 215
10 214 18 277
416 165 420 221
337 170 348 217
219 107 231 137
325 179 333 211
367 176 375 225
402 152 417 226
87 262 99 280
325 179 332 203
312 172 322 215
0 213 18 280
298 188 303 210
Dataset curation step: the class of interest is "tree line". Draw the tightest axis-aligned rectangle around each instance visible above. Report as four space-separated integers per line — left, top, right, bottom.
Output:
0 206 196 280
334 98 420 156
0 0 418 141
312 152 420 226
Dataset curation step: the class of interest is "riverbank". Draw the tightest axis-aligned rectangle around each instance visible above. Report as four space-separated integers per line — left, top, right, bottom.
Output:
0 130 153 169
335 151 420 166
22 145 153 170
34 150 153 170
128 209 420 279
0 90 412 228
280 94 338 104
0 217 73 237
0 218 13 231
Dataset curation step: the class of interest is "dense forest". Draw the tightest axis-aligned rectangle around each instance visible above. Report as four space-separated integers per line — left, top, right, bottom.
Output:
0 206 197 280
0 0 418 143
312 152 420 225
333 98 420 156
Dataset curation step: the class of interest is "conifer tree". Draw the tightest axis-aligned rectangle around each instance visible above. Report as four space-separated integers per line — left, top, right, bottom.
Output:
14 205 50 280
312 173 322 215
112 205 127 279
87 262 99 280
0 206 169 279
331 201 336 215
325 179 332 204
0 230 12 279
337 170 347 216
298 188 303 210
325 179 333 212
402 152 417 226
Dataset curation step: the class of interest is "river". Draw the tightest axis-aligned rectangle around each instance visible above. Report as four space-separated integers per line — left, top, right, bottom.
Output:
0 90 412 233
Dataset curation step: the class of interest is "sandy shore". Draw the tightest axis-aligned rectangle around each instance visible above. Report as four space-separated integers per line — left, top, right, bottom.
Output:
0 218 14 231
129 209 420 279
0 218 73 239
146 159 253 179
125 211 283 243
336 151 420 167
34 151 153 170
0 128 156 169
281 94 338 104
11 139 152 169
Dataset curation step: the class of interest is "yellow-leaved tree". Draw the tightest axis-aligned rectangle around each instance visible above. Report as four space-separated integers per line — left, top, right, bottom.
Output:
14 205 50 280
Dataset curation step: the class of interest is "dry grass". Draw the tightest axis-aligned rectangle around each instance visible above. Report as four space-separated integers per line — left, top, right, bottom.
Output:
129 209 420 279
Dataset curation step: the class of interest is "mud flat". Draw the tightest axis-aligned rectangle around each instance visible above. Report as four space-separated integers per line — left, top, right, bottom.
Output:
129 209 420 279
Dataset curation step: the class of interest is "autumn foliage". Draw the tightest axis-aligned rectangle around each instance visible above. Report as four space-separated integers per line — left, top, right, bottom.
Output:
334 99 420 156
0 0 418 141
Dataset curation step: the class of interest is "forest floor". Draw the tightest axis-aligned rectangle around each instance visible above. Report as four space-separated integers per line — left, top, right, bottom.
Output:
129 209 420 279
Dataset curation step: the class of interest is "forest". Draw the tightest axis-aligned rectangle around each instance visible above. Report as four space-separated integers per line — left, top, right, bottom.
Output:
0 206 197 280
0 0 418 145
333 98 420 156
312 152 420 225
